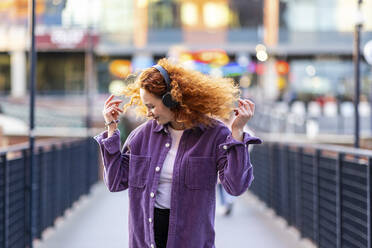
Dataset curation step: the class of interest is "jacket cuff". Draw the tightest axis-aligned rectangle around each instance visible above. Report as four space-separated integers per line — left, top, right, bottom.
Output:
219 132 262 151
93 129 121 154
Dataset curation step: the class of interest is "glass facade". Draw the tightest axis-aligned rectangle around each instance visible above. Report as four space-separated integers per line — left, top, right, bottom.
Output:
280 0 372 32
148 0 181 29
279 0 372 43
0 0 371 99
36 52 84 94
147 0 263 30
0 53 10 95
227 0 262 29
288 56 372 102
96 55 131 94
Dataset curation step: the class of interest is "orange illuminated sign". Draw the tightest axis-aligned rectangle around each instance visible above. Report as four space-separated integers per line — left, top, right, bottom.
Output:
109 60 132 78
192 50 229 66
275 61 289 75
6 0 45 18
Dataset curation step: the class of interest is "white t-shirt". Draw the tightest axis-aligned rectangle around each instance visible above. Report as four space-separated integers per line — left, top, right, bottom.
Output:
155 127 184 209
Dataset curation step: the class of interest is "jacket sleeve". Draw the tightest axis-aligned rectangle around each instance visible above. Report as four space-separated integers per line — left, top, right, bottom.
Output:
94 129 134 192
216 126 262 196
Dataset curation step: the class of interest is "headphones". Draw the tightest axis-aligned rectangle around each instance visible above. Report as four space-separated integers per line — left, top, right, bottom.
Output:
152 64 179 109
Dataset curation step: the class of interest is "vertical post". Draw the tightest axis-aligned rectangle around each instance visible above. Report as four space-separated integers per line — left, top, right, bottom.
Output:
23 149 30 248
38 147 43 237
1 154 9 248
282 145 289 225
296 147 303 238
263 0 279 46
28 0 36 247
337 153 344 248
269 143 274 209
353 0 363 148
313 149 320 245
85 28 94 136
370 84 372 136
367 157 371 248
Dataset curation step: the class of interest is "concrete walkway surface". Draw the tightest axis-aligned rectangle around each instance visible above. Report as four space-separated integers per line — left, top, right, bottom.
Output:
34 182 315 248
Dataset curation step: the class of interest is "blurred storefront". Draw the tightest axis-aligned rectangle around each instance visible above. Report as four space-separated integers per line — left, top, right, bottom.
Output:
275 0 372 103
0 0 371 101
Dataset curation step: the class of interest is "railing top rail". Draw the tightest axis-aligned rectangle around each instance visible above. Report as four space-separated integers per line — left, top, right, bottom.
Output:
0 137 87 155
261 134 372 157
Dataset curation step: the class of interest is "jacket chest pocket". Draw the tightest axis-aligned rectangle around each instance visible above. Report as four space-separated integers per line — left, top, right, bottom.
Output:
185 156 217 190
129 154 151 188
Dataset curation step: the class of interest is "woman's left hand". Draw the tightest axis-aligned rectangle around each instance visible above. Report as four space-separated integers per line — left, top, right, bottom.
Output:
231 99 255 141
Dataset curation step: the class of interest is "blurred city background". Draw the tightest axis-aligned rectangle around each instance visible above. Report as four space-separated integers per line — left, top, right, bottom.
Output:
1 0 372 248
0 0 371 146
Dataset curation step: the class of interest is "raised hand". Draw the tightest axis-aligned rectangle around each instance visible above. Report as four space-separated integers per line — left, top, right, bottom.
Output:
231 99 255 141
102 94 123 125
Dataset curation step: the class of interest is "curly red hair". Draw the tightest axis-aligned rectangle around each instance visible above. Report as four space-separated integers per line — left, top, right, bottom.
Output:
121 58 240 128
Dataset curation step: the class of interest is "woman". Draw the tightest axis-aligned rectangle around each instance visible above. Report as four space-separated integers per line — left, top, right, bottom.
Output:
94 58 262 248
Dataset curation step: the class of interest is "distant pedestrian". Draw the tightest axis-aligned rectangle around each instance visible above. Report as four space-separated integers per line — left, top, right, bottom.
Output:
94 58 262 248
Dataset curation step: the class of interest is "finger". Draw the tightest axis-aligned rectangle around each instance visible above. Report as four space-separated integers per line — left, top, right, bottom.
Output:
239 99 251 111
106 106 118 115
111 109 118 116
240 99 253 112
238 99 245 107
239 106 250 116
245 99 255 108
245 100 255 114
107 100 123 107
112 106 123 113
113 106 123 113
105 94 115 106
106 100 122 108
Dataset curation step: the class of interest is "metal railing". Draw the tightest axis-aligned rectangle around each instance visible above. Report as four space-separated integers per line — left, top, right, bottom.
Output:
250 140 372 248
0 137 99 248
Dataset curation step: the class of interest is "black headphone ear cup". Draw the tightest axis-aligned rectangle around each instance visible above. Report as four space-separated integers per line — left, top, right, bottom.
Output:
162 93 178 109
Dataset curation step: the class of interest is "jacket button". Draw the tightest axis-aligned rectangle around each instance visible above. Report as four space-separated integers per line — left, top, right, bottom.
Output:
165 143 170 148
149 218 152 223
155 166 160 172
223 145 228 150
151 244 154 248
150 192 155 198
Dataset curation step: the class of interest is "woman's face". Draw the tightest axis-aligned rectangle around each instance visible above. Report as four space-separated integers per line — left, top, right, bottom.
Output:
140 88 175 125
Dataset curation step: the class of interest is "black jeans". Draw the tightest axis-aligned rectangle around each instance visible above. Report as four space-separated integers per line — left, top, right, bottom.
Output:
154 207 170 248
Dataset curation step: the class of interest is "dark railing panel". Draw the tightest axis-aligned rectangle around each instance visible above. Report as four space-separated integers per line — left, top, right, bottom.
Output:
0 137 100 248
0 154 6 247
318 156 337 248
250 141 372 248
272 145 283 216
33 151 42 240
250 144 270 205
287 148 297 227
7 158 26 248
301 152 316 241
341 160 368 248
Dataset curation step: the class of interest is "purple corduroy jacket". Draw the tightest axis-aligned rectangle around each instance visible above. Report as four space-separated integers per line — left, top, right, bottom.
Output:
94 119 262 248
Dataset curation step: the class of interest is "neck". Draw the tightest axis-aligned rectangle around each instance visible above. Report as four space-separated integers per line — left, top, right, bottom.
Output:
169 121 185 130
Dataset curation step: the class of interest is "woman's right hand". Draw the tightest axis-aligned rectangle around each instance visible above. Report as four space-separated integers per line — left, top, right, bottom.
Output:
103 94 123 132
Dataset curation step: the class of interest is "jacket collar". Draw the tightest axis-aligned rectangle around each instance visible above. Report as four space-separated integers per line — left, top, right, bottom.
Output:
153 121 208 134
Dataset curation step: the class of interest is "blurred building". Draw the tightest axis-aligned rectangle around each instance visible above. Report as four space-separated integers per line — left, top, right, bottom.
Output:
0 0 371 103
